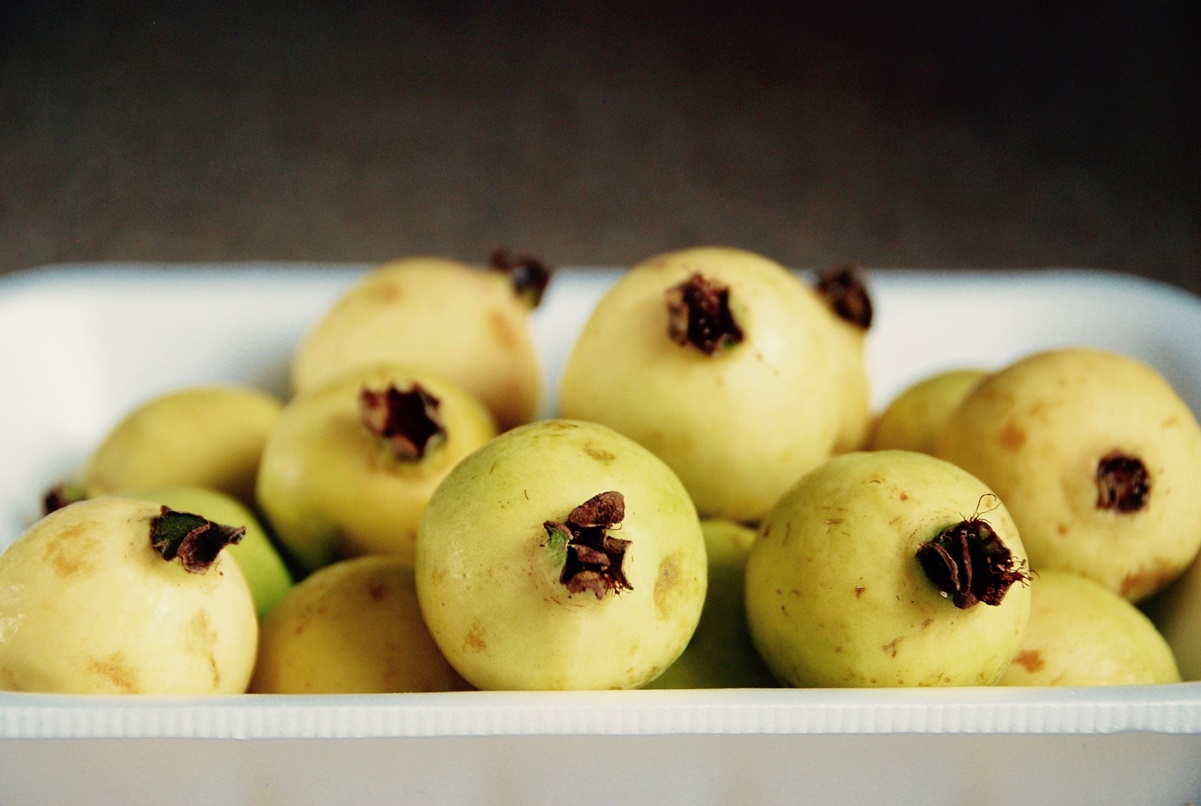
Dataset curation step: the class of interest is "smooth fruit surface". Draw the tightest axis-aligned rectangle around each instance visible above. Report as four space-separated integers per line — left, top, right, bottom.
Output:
251 555 469 694
81 385 283 507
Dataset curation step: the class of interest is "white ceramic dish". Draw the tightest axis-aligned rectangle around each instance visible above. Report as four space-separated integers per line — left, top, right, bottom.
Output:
1 263 1200 805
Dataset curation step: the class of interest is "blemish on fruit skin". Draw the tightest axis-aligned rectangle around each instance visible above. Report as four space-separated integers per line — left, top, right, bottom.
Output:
999 421 1026 451
1014 649 1046 673
653 553 682 619
45 524 95 577
89 651 138 693
464 624 487 652
488 309 520 350
854 585 865 598
921 618 933 629
368 583 387 601
899 491 909 502
1056 523 1069 536
582 443 617 464
882 637 903 657
1120 562 1176 600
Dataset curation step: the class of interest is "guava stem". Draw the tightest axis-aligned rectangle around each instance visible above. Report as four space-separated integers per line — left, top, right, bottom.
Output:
150 506 245 574
665 273 744 355
489 247 552 308
916 518 1027 609
360 383 446 460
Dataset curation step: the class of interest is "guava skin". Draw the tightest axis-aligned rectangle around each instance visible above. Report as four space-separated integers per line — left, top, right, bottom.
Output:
81 385 283 507
291 256 543 430
250 555 470 694
933 347 1201 602
124 485 293 618
744 450 1031 688
557 246 855 523
998 569 1180 687
0 497 258 694
646 519 776 689
256 363 497 573
868 368 989 454
1141 546 1201 682
415 419 707 691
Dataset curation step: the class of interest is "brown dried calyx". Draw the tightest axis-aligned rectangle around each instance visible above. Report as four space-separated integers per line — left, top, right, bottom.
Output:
916 516 1028 609
665 273 744 355
1095 452 1151 513
489 247 552 309
815 264 873 330
360 383 447 461
42 481 90 515
150 506 245 574
543 490 633 600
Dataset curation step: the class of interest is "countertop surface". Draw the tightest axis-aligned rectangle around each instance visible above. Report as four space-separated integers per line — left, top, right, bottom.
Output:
1 1 1197 293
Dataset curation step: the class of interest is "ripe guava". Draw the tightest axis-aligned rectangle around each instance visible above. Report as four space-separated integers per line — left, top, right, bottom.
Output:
415 419 707 690
745 450 1031 687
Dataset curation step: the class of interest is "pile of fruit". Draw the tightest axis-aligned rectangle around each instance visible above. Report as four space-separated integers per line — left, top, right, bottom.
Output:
1 246 1199 695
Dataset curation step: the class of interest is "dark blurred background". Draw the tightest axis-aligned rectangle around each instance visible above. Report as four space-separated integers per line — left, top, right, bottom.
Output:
1 1 1197 291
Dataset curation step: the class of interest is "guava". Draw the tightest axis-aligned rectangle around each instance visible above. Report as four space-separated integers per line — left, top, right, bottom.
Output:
933 347 1201 602
0 497 258 694
122 485 293 618
998 569 1179 686
745 450 1031 688
256 363 497 572
250 555 470 694
76 385 283 507
557 246 855 523
647 519 776 689
867 368 989 453
290 252 550 430
415 418 707 690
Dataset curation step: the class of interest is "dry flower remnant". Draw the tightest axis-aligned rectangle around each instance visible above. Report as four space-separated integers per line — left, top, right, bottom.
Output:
360 383 446 461
665 273 744 355
41 482 89 515
1095 452 1151 513
489 247 552 308
916 501 1028 609
816 264 873 330
150 506 245 574
542 490 633 599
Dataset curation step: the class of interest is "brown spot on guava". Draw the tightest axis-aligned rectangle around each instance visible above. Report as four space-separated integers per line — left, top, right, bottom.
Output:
89 651 138 693
899 491 909 501
1120 561 1177 600
854 585 865 598
882 637 903 657
583 444 617 464
1056 523 1069 536
998 421 1026 451
44 523 95 577
488 309 520 350
1013 649 1046 673
464 624 487 652
369 583 387 601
